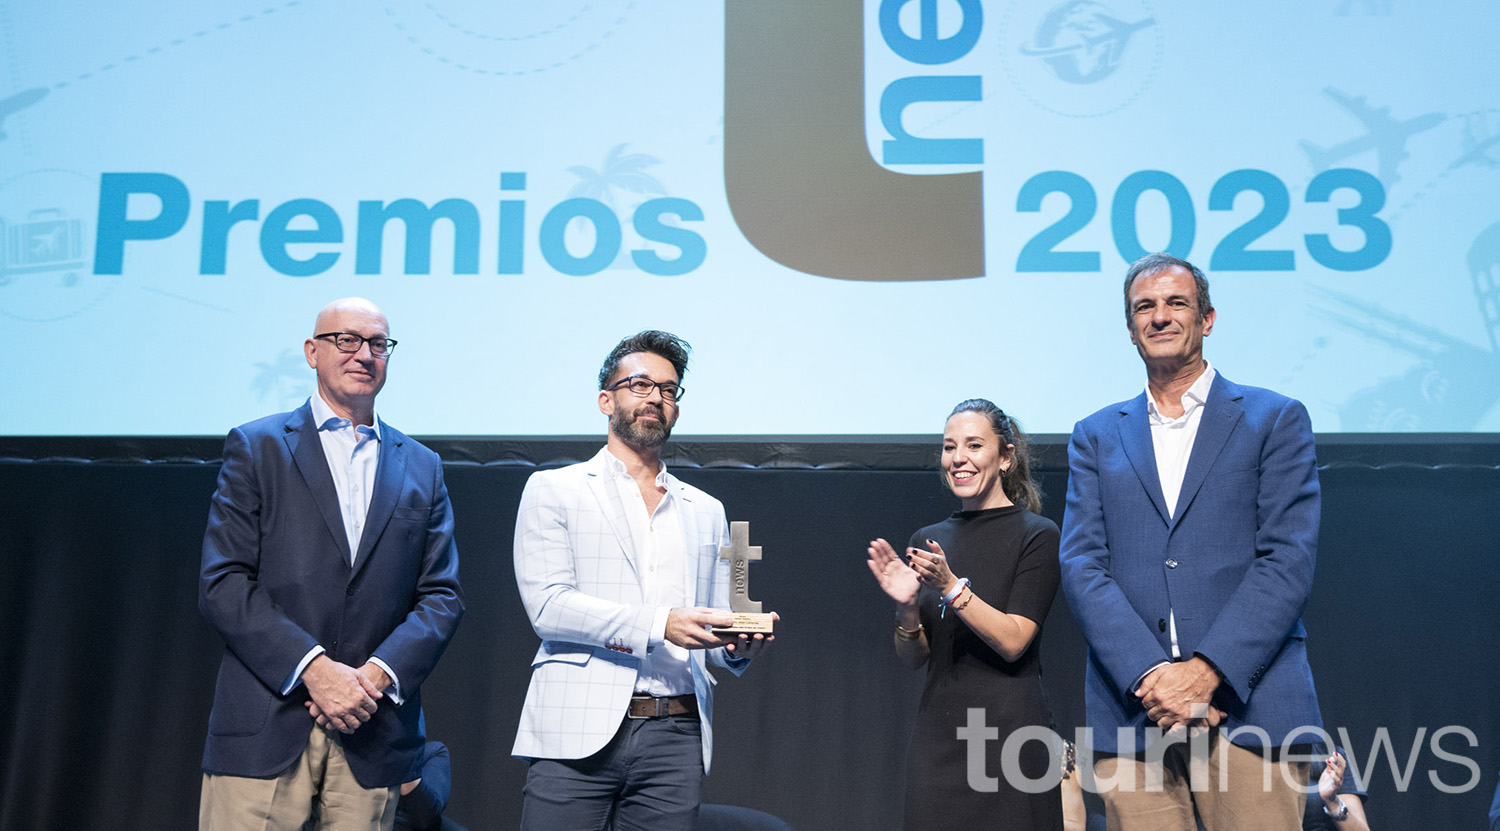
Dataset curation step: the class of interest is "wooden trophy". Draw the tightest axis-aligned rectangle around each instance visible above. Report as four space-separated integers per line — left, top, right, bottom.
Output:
711 521 776 634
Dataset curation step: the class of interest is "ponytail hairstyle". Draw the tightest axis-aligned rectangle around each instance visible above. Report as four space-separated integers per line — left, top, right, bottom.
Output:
947 398 1043 515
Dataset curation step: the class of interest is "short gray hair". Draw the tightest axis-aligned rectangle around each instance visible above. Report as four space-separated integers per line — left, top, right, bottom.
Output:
1122 253 1212 322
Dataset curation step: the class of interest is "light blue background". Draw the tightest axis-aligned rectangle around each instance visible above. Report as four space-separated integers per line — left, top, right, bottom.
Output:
1 0 1497 435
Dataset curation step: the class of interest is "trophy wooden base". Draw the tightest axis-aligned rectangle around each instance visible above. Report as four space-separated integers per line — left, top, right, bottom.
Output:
711 612 776 634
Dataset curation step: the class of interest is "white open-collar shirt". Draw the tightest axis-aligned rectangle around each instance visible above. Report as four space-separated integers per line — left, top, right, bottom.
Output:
1145 361 1216 663
602 449 694 697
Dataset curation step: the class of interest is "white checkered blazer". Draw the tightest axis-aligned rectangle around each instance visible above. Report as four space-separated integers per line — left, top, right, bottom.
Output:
510 448 746 773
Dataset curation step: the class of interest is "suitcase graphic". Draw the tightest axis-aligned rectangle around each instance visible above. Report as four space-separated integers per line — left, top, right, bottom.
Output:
1 208 87 284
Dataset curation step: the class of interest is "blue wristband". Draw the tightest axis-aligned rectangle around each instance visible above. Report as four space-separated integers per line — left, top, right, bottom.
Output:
939 577 970 618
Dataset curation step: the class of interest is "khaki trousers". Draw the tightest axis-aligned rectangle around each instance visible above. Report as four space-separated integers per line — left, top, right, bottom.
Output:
200 725 399 831
1094 730 1308 831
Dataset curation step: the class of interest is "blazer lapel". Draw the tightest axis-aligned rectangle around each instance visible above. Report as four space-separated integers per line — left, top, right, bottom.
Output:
353 422 405 575
671 478 710 675
584 450 641 575
1118 393 1170 527
673 478 703 602
1170 375 1245 530
285 403 352 566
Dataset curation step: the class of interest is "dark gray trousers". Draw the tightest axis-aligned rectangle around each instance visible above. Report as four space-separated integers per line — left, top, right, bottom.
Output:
521 714 704 831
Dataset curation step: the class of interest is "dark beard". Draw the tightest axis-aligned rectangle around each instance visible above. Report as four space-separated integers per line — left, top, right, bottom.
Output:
610 404 671 449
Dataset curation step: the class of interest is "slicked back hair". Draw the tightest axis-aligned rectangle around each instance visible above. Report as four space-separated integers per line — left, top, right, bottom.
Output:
598 330 692 390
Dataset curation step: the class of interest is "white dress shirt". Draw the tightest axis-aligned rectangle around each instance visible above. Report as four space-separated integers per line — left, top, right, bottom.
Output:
1145 362 1215 665
1148 361 1216 521
603 450 695 697
285 393 401 701
310 390 382 562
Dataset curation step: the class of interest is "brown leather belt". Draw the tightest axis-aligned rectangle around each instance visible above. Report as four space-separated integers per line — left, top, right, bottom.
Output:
627 694 698 719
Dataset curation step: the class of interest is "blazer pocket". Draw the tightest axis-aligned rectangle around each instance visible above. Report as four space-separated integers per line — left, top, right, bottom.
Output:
1212 467 1258 484
531 644 592 668
392 505 428 523
207 658 273 737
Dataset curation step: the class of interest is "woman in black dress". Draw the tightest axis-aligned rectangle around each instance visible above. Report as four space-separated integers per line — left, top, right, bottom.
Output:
867 399 1062 831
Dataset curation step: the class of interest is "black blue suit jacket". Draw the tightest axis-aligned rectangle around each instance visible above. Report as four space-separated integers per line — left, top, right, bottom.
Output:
199 401 463 787
1060 373 1322 751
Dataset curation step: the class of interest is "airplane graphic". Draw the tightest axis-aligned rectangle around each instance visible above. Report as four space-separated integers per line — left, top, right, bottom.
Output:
1299 87 1444 186
1019 14 1156 61
1081 14 1154 52
1026 13 1152 53
1450 119 1500 170
0 87 48 141
30 224 64 257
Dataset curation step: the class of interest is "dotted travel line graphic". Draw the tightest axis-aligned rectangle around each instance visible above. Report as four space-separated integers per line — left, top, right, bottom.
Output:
49 2 304 91
0 4 15 88
383 1 636 76
0 3 308 321
419 1 588 42
0 0 35 156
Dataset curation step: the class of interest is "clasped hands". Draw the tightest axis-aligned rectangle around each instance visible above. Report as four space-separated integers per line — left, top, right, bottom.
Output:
302 654 389 734
1136 656 1227 731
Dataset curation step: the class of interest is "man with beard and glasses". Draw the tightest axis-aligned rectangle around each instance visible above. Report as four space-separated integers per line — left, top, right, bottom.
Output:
510 330 776 831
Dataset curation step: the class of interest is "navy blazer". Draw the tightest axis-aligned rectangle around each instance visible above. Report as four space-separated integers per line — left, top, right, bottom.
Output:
199 401 464 787
1060 374 1322 751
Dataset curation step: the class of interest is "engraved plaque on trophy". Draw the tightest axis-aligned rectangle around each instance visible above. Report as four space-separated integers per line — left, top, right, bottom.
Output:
711 521 776 634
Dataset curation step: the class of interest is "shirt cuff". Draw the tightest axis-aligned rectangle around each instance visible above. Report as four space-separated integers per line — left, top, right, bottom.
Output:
283 645 326 695
1132 661 1171 693
368 656 402 705
648 607 670 651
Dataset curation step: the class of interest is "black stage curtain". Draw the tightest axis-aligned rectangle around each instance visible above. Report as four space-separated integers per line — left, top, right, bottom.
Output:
1 437 1496 830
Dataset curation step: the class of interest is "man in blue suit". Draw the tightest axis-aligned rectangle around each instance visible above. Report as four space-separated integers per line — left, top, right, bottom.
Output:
1060 255 1322 831
199 297 464 830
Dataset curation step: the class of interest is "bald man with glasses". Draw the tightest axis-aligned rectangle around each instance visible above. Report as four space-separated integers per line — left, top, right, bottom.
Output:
198 297 464 831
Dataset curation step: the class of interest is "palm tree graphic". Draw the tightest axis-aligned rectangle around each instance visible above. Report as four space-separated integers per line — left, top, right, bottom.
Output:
567 144 670 269
251 348 312 409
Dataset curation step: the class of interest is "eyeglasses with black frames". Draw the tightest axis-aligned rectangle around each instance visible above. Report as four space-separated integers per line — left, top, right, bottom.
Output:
313 332 398 357
606 374 685 402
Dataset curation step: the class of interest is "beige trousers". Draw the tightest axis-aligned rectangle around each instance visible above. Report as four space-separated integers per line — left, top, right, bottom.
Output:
200 725 399 831
1094 730 1308 831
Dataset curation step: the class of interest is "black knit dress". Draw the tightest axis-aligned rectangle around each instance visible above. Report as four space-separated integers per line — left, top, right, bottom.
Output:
901 505 1063 831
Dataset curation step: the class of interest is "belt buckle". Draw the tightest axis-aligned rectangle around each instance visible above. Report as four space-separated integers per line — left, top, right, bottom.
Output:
628 695 665 719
